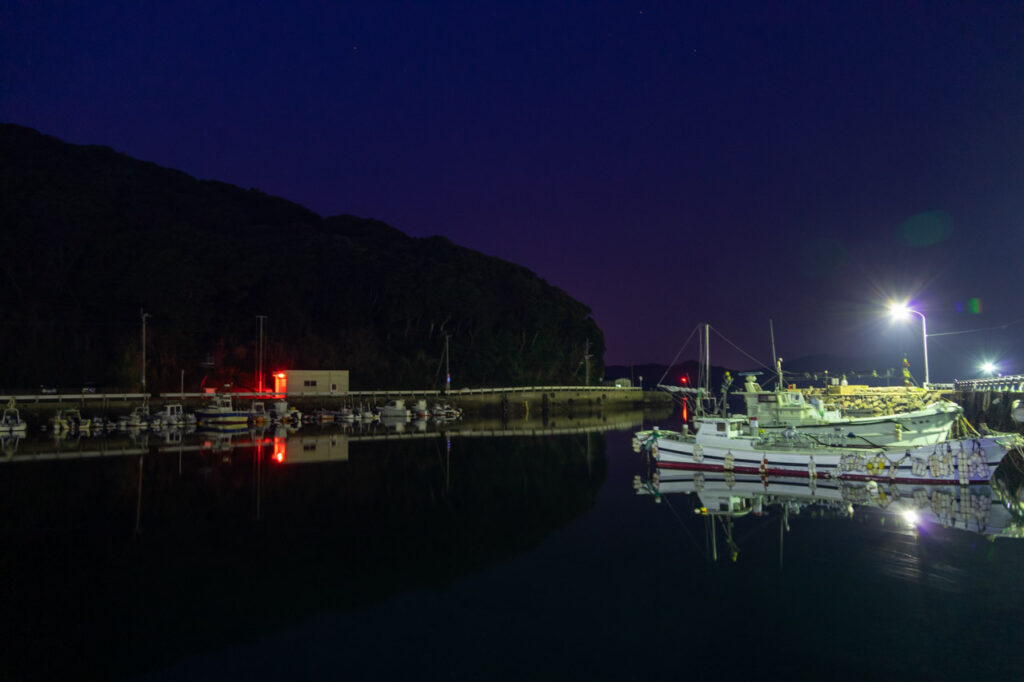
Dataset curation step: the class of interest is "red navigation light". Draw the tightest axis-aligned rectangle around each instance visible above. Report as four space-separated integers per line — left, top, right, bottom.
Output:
274 451 285 463
680 376 688 384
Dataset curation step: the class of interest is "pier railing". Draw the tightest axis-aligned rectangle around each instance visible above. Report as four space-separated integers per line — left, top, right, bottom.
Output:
0 385 640 405
157 385 640 399
0 392 149 404
953 375 1024 392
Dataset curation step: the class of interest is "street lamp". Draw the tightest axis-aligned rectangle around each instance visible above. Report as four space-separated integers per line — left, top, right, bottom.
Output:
888 302 929 388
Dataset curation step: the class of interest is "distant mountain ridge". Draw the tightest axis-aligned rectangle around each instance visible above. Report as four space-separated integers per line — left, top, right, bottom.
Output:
0 123 604 390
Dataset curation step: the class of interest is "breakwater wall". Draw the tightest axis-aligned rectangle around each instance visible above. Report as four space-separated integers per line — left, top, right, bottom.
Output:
953 390 1022 433
287 386 670 418
2 386 672 422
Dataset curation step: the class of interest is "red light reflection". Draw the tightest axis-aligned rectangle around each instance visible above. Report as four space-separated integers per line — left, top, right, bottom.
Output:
272 435 286 463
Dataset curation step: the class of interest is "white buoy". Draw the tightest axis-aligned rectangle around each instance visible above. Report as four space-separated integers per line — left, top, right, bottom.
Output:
1012 399 1024 424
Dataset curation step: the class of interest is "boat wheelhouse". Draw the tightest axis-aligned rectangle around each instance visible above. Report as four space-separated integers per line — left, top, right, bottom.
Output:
196 394 249 425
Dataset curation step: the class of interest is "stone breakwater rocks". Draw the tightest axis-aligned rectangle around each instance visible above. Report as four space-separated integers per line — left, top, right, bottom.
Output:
804 387 946 416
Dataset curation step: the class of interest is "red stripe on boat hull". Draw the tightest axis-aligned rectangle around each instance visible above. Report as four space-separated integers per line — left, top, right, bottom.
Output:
654 460 991 485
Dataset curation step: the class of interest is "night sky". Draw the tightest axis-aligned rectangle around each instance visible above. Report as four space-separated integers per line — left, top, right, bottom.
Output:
3 1 1022 381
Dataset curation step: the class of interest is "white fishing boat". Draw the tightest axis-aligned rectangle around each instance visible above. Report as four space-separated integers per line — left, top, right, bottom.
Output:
50 408 91 434
0 399 27 435
356 405 378 422
634 415 1021 485
155 403 196 427
735 367 961 447
661 325 962 448
267 401 302 423
379 399 410 419
249 401 270 424
409 399 428 420
126 405 154 429
430 403 463 420
195 394 249 425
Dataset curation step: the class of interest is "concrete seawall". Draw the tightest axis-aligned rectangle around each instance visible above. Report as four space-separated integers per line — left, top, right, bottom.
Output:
3 386 674 423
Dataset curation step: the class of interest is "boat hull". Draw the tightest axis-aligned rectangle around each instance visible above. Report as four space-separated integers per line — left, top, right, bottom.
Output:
195 410 249 424
638 430 1018 485
757 405 957 447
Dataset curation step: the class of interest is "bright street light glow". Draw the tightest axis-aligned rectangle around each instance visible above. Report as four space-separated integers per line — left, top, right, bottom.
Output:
888 301 911 320
981 362 997 375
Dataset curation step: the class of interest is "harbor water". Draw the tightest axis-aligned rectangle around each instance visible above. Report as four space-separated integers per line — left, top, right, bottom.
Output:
2 418 1024 680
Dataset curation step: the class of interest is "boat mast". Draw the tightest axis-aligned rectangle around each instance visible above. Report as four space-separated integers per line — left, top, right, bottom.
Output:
704 323 710 396
695 323 711 417
770 319 782 389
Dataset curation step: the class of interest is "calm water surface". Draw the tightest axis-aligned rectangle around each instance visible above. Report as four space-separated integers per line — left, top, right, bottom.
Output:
2 417 1024 681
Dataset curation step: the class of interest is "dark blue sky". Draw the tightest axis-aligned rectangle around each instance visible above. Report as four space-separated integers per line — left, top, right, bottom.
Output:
3 1 1022 380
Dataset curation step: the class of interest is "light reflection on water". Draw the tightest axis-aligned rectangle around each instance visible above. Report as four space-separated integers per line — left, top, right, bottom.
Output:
1 418 1024 680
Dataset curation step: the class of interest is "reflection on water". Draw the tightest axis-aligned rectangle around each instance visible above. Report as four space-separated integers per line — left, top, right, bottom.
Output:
0 416 617 680
636 449 1024 576
4 413 1024 680
0 408 648 464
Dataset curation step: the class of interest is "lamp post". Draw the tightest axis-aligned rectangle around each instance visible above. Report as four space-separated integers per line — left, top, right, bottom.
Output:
889 303 929 388
140 309 151 392
257 315 268 393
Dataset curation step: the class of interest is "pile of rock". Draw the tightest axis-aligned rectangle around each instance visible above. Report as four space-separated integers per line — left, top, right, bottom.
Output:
805 386 946 416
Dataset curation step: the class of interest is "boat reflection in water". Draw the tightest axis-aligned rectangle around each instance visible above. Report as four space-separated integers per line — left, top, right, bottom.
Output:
635 453 1024 563
0 413 633 681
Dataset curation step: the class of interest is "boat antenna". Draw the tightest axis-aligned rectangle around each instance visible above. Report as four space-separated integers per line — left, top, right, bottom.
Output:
769 319 781 389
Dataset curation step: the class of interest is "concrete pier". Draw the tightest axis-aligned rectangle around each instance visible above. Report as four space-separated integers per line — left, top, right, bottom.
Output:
0 385 672 423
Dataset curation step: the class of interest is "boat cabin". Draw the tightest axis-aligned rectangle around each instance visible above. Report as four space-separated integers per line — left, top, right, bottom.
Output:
740 382 840 427
695 416 750 441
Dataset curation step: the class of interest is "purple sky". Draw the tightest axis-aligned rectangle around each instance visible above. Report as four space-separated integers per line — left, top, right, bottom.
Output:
3 1 1022 380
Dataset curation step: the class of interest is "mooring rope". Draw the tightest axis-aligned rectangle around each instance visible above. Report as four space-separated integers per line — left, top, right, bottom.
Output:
656 325 700 386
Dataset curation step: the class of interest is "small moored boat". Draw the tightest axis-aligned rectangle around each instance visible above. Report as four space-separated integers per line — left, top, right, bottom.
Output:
0 399 27 435
156 403 196 427
379 399 410 419
195 394 249 425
